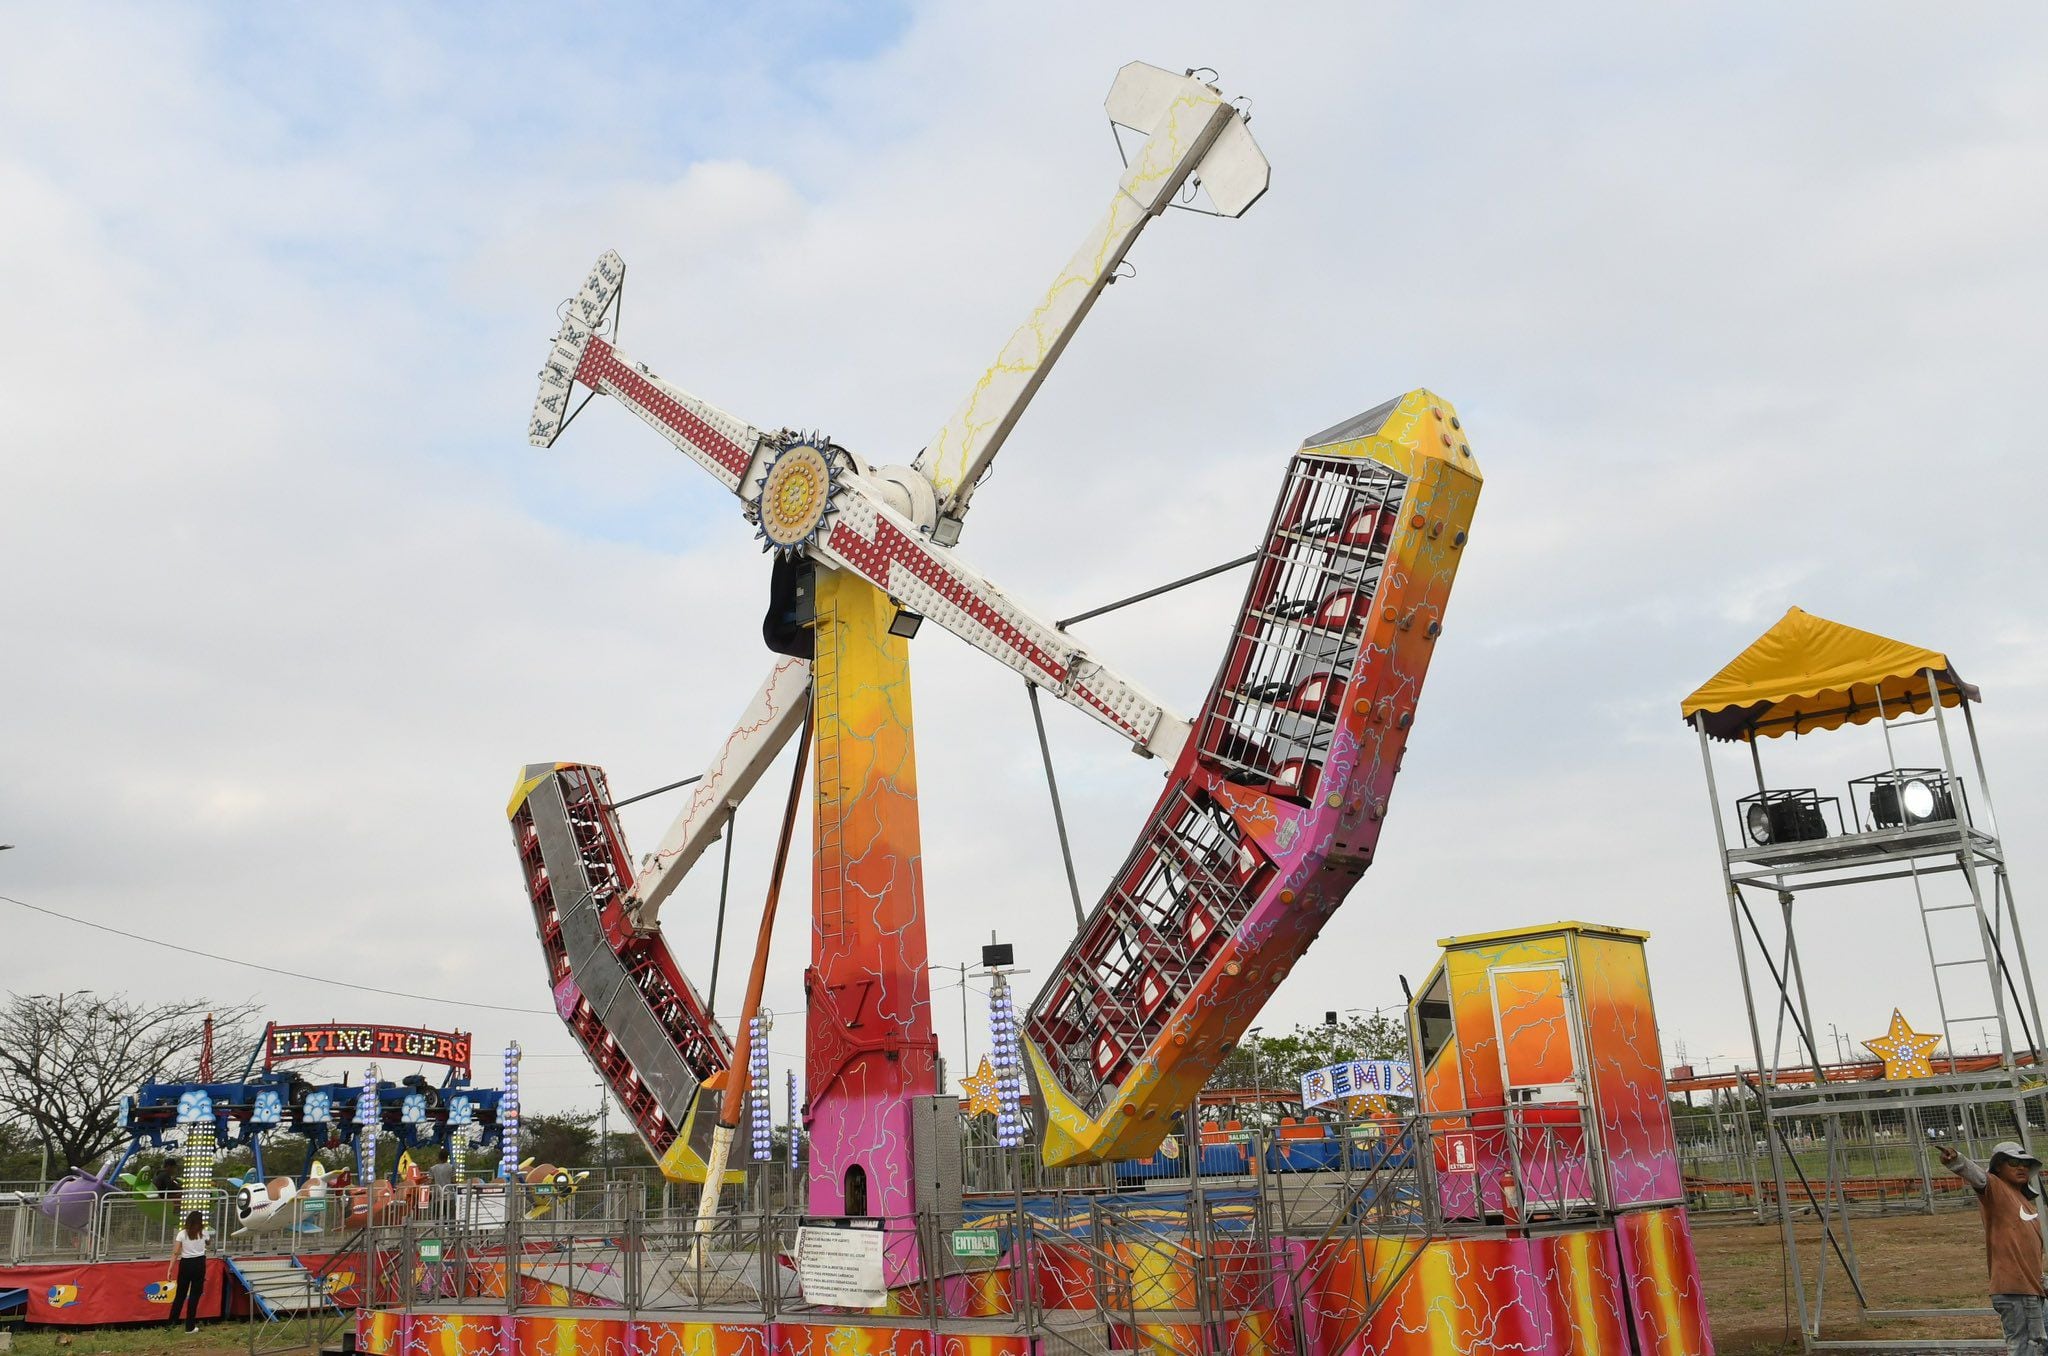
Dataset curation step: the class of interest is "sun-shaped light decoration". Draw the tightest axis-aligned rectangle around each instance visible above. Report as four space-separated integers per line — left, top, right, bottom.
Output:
960 1055 1002 1117
1864 1008 1942 1080
754 432 845 556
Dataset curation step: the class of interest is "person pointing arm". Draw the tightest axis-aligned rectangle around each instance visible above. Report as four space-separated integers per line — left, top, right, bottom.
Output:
1941 1140 2046 1355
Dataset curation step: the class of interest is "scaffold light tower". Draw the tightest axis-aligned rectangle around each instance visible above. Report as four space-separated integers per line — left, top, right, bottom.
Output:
1685 605 2042 1352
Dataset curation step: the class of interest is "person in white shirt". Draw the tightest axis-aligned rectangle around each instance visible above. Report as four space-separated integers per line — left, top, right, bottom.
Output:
164 1211 212 1333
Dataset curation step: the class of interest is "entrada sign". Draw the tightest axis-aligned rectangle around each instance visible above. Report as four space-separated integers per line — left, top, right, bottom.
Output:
263 1022 472 1076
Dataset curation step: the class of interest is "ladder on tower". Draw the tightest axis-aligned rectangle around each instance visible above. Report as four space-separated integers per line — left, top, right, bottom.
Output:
812 588 847 943
1915 868 2015 1074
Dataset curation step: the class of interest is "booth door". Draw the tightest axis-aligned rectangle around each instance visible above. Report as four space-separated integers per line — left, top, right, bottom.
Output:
1488 963 1597 1213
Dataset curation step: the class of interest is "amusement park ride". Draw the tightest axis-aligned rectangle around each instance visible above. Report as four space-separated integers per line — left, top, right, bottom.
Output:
2 58 1721 1355
510 57 1479 1261
0 1020 544 1327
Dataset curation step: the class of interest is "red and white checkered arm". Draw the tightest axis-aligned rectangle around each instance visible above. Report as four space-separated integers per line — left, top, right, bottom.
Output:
531 308 763 496
819 481 1191 761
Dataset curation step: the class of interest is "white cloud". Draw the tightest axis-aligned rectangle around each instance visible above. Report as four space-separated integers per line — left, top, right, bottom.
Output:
2 1 2045 1124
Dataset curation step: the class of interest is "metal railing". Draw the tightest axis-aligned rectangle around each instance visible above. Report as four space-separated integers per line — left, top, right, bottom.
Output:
0 1110 1659 1351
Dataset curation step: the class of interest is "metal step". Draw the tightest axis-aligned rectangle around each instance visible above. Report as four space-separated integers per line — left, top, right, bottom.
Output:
1039 1312 1117 1356
225 1256 333 1317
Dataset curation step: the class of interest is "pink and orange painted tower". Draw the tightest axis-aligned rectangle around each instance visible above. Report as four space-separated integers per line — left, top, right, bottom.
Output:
801 571 941 1248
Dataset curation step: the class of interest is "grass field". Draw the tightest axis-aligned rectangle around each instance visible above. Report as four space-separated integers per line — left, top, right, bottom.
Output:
3 1316 334 1356
8 1325 248 1356
1695 1207 2006 1353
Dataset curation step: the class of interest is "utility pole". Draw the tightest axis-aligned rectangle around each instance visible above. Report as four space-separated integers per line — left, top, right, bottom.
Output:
959 962 971 1091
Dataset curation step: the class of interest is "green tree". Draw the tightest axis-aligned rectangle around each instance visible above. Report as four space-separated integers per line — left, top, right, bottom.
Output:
516 1111 596 1168
0 993 261 1170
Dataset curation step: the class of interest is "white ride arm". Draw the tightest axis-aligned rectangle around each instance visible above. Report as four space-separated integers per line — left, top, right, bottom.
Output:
623 657 812 931
914 62 1269 538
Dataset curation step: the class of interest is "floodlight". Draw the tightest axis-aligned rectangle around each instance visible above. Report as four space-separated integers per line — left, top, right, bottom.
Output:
1858 769 1958 830
1736 789 1834 845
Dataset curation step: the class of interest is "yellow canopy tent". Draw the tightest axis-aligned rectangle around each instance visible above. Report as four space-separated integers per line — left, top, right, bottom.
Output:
1682 606 1977 742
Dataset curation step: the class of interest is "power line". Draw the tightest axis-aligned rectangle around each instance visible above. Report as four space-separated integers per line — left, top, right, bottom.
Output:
0 892 552 1016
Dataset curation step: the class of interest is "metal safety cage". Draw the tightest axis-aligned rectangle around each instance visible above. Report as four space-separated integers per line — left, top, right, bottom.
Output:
1030 788 1276 1117
1196 452 1407 804
1848 767 1968 836
1731 787 1842 848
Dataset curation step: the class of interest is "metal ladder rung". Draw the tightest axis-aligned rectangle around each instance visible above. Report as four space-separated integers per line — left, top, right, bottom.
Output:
1924 903 1983 914
1946 1014 2002 1025
1936 959 1991 969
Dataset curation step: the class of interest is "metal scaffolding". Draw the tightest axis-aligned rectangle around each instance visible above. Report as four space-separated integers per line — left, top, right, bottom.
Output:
1694 668 2042 1351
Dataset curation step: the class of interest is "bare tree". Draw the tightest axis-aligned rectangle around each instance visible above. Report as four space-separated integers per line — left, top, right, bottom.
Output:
0 993 261 1170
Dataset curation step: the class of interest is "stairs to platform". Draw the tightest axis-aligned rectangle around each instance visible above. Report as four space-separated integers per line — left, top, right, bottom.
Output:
225 1256 333 1318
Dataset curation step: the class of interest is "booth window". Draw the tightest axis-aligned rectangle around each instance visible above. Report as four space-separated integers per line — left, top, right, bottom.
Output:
1415 969 1455 1069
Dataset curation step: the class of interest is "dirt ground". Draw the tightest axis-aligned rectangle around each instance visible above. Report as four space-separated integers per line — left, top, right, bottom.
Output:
1695 1206 2007 1354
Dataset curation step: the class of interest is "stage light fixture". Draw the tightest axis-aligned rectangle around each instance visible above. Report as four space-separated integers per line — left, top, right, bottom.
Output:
1858 769 1957 830
1736 789 1835 846
888 607 924 639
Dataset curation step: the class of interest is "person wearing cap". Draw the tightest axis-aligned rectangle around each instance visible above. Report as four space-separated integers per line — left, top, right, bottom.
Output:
1940 1139 2047 1353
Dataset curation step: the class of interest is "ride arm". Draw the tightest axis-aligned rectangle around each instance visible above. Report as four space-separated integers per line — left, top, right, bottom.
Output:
808 483 1191 760
528 251 764 490
531 319 1190 760
913 61 1269 540
623 656 811 930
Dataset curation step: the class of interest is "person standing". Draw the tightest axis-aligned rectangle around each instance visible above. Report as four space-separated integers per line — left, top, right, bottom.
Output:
427 1148 455 1220
1940 1140 2046 1354
164 1210 211 1333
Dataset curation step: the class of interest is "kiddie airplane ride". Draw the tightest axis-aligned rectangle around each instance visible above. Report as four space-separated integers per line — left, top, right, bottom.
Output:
0 1019 527 1327
350 60 1713 1356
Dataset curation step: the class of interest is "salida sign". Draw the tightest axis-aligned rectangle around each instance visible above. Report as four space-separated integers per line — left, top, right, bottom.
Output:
263 1023 472 1075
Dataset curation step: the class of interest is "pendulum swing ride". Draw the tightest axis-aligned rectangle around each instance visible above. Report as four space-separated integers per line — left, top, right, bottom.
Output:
506 61 1481 1287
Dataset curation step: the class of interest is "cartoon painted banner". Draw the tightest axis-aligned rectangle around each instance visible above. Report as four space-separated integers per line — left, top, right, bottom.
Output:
1300 1059 1415 1107
263 1023 472 1076
0 1259 235 1326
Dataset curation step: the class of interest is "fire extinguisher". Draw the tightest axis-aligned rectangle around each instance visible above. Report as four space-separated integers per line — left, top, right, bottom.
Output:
1500 1170 1524 1229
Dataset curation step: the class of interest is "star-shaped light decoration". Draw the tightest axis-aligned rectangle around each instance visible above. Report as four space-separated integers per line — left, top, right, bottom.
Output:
1864 1009 1942 1080
961 1056 1002 1117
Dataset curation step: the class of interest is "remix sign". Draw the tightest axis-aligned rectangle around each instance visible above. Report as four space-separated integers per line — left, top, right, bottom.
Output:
1298 1059 1415 1109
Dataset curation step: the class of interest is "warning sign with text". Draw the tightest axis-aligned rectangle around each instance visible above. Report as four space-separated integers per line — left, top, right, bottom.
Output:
795 1221 886 1307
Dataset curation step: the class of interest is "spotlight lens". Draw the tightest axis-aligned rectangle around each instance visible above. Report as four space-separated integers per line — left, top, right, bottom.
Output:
1902 779 1938 822
1745 802 1773 845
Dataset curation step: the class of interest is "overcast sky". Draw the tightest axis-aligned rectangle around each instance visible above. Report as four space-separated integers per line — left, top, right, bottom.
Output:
3 3 2045 1122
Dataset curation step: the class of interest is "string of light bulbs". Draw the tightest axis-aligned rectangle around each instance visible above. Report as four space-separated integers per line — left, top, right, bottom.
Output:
988 974 1025 1147
749 1015 773 1161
